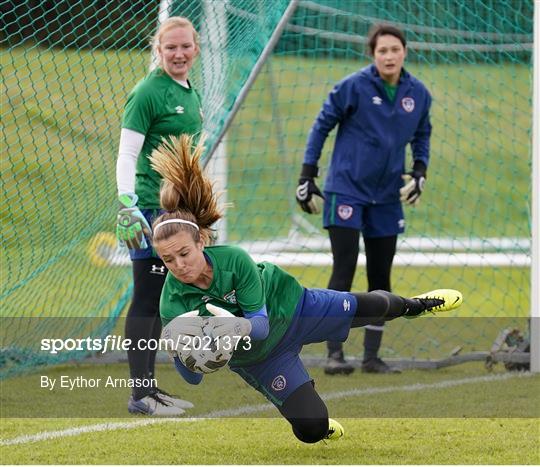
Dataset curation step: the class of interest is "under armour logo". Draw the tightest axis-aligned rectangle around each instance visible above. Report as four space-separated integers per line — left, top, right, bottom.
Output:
343 299 351 312
150 265 166 275
372 96 382 105
175 105 184 114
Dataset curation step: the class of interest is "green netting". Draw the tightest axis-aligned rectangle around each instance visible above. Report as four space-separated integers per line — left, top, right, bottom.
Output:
223 0 533 361
1 0 291 377
1 0 533 377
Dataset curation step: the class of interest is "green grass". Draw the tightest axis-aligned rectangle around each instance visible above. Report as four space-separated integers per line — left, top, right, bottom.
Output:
2 361 538 418
1 418 539 464
1 362 539 464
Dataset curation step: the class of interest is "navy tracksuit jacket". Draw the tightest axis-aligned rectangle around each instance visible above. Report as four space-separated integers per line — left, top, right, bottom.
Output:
303 64 432 205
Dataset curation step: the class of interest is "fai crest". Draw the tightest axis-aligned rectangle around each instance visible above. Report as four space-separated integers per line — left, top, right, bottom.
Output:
401 97 415 113
271 375 287 391
223 290 237 304
337 204 353 220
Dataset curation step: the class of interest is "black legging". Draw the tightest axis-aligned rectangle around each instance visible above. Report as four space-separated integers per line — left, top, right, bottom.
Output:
326 227 397 355
279 381 329 443
125 258 167 400
281 290 408 443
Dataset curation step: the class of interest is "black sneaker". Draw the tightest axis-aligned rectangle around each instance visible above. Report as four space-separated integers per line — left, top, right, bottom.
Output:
361 357 401 374
323 352 355 375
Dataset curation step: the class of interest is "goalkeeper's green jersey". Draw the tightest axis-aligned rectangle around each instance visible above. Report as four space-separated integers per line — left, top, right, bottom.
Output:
160 245 304 367
122 68 203 209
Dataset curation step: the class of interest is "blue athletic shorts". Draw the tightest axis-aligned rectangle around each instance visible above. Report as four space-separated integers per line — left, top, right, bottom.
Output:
323 193 405 238
230 288 357 406
128 208 164 260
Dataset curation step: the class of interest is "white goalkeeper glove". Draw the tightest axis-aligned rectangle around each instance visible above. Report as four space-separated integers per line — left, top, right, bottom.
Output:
205 303 252 339
161 310 205 360
400 169 426 206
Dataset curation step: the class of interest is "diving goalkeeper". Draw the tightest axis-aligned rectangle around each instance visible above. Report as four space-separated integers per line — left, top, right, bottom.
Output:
150 134 462 444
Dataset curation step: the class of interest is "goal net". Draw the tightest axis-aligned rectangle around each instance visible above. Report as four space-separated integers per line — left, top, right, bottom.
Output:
1 0 533 376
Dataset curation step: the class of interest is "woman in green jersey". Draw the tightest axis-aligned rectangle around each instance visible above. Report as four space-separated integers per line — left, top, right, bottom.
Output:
150 135 462 443
115 16 203 416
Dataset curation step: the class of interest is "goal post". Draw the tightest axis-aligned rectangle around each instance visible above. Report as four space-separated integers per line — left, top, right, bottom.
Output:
531 0 539 374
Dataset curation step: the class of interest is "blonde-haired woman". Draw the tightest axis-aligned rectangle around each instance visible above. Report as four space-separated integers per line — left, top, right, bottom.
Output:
115 16 202 415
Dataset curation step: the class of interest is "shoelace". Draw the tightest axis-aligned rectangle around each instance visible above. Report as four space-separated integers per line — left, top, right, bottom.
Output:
155 387 174 397
149 392 173 407
418 296 445 312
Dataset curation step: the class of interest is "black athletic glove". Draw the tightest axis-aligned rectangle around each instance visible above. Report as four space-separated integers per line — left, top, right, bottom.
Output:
400 161 427 206
296 163 324 214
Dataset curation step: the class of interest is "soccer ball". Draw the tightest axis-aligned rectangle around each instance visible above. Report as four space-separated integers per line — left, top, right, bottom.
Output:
178 321 234 374
162 316 233 374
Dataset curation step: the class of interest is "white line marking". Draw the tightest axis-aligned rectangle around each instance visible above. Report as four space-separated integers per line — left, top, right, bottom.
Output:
1 372 534 446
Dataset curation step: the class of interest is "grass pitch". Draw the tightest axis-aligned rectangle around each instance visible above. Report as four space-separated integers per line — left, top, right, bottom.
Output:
2 418 538 465
1 362 539 464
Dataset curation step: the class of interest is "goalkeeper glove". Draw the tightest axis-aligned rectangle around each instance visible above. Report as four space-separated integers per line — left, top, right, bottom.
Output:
295 163 324 215
400 163 427 206
206 303 252 339
161 310 205 360
116 193 152 250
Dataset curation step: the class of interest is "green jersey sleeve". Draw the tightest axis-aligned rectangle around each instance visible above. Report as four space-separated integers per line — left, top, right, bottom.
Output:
121 83 155 135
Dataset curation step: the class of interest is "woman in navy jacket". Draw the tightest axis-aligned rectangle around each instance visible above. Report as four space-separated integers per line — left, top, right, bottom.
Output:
296 24 432 374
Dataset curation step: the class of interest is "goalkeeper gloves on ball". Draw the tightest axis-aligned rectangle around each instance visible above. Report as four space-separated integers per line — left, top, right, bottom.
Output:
161 310 205 360
116 193 152 250
206 304 252 339
400 162 427 206
296 164 324 215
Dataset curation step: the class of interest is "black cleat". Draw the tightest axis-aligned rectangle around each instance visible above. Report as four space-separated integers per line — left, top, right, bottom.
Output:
323 352 355 375
361 357 401 374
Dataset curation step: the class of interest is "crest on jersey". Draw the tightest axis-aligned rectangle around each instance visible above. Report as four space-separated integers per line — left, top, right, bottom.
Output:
271 375 287 391
337 204 353 220
223 290 237 304
401 97 415 113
